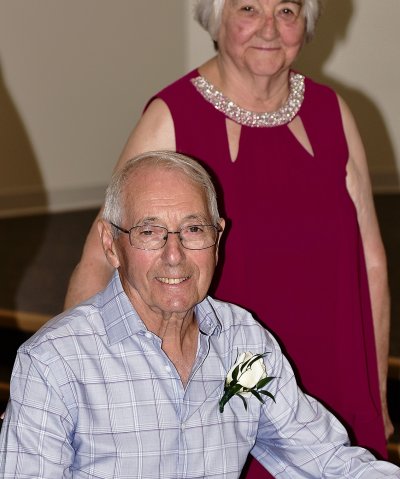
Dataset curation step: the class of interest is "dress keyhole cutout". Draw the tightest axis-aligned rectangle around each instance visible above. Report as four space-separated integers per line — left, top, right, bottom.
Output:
225 119 241 163
287 116 314 157
225 116 314 164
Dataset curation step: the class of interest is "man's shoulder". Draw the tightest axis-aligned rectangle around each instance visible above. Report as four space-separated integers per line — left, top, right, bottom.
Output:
204 297 281 360
20 273 132 359
19 293 105 359
207 297 255 322
205 297 270 337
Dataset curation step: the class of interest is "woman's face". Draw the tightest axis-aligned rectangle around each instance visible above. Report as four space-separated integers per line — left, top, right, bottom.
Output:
217 0 306 78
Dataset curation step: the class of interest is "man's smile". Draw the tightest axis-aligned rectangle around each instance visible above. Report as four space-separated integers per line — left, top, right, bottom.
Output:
156 276 190 285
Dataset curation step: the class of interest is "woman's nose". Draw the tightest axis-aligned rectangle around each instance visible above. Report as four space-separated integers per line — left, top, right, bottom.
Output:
259 13 279 39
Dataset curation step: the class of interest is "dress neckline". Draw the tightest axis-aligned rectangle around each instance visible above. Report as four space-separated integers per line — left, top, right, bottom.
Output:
190 72 305 128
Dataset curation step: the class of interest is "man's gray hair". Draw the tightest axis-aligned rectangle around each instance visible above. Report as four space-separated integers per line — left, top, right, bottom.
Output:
103 150 220 234
194 0 321 42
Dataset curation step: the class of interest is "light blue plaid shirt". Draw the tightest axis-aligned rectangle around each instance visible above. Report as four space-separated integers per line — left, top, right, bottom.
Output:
1 272 399 478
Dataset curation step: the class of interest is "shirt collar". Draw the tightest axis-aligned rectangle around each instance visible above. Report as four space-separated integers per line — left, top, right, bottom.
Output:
100 271 222 346
195 298 222 337
99 271 145 345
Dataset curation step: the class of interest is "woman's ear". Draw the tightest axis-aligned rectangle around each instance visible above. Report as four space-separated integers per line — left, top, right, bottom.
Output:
98 220 120 269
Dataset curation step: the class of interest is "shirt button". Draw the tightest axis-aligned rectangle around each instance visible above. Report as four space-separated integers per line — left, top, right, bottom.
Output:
165 365 171 373
181 423 186 431
145 332 152 339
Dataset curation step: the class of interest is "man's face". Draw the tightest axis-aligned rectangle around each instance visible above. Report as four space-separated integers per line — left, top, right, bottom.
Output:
104 165 223 319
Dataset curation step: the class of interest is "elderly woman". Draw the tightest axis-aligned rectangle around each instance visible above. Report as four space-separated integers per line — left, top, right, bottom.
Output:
65 1 393 475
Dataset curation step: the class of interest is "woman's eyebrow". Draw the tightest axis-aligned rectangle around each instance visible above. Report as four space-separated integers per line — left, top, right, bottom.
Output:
279 0 303 6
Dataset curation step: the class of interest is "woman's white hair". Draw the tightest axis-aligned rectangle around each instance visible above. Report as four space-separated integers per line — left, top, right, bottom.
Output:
194 0 321 42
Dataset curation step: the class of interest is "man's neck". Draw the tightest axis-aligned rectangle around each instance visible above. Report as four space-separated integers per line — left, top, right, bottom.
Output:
132 298 199 387
158 314 199 387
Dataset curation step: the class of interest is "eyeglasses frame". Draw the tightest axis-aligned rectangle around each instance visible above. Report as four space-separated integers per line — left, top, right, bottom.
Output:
110 222 223 251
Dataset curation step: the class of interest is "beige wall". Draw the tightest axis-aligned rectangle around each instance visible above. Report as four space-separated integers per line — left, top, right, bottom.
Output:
0 1 186 216
0 0 399 216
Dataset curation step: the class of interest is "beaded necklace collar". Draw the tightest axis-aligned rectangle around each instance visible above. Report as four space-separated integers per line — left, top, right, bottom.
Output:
191 72 305 128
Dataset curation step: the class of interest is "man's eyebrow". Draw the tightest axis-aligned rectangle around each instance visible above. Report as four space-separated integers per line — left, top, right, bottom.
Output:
135 214 210 225
183 214 210 223
129 216 159 226
138 217 159 224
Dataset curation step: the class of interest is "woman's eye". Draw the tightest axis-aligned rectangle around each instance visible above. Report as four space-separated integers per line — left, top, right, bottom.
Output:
238 2 257 13
278 4 301 18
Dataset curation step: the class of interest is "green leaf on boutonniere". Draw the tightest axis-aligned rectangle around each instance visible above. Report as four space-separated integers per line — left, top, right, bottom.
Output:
237 393 248 410
256 376 274 389
219 351 276 413
259 390 276 402
232 364 240 383
219 383 243 412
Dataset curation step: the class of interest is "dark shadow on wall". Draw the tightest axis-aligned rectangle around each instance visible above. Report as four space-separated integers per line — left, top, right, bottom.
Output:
0 63 48 213
294 0 399 190
0 62 48 316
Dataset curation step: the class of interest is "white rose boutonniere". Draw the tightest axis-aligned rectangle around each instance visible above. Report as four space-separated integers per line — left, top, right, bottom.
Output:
219 352 275 413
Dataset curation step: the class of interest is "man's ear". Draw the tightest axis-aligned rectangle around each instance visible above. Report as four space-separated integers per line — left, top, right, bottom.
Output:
215 218 225 264
98 220 120 269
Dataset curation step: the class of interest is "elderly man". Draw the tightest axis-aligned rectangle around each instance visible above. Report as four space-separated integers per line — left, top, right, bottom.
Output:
0 151 398 478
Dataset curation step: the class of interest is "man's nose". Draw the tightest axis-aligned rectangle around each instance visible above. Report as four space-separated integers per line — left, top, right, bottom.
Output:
161 232 186 264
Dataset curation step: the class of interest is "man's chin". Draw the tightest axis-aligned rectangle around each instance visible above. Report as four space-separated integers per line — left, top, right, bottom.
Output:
158 303 196 318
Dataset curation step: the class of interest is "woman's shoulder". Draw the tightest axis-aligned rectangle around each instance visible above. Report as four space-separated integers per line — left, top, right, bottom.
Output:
300 74 342 117
302 74 339 102
157 68 200 97
144 68 201 114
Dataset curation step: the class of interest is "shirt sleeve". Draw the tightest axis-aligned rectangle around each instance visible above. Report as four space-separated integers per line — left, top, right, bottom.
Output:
252 333 400 478
0 349 75 478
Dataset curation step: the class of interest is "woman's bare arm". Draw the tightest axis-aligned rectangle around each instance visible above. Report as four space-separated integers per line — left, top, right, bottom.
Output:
339 95 394 440
64 99 175 309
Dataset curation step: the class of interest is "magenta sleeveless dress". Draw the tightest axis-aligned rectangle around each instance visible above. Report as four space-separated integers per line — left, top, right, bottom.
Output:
148 69 386 474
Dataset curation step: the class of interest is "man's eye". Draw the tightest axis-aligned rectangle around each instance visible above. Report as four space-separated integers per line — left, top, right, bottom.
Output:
187 225 203 233
138 226 159 236
141 229 154 236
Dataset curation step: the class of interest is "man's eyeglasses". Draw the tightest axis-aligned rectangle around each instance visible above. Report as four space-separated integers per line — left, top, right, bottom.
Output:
110 222 222 251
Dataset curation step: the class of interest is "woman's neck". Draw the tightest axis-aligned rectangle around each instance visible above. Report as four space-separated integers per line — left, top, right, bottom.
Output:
198 56 291 113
